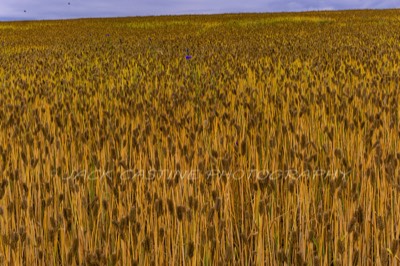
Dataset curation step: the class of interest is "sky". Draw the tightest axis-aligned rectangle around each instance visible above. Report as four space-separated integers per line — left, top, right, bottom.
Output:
0 0 399 21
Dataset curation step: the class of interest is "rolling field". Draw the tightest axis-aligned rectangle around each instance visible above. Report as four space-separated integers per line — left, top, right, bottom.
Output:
0 9 400 265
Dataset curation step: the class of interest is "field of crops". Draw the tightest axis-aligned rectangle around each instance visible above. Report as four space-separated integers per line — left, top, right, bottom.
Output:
0 9 400 265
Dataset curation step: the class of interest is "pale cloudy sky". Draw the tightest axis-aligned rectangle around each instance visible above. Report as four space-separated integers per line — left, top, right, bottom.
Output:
0 0 399 21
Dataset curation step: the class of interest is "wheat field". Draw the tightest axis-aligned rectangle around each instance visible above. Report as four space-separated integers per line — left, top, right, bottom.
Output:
0 9 400 265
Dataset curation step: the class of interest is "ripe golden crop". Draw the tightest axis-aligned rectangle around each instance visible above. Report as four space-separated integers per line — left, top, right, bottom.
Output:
0 9 399 265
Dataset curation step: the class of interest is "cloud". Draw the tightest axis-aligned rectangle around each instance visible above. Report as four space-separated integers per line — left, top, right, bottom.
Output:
0 0 398 21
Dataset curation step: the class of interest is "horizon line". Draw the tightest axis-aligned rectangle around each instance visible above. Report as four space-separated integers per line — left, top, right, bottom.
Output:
1 7 399 23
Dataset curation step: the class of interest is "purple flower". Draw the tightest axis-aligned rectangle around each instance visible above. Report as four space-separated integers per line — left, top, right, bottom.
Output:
185 48 192 60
